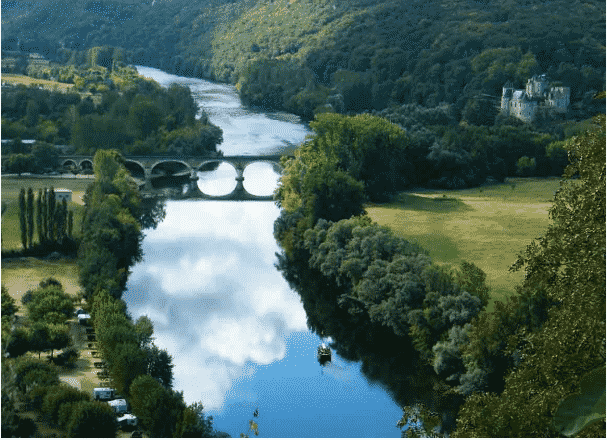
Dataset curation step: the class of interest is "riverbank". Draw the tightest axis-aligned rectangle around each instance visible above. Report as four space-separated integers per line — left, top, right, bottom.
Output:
366 177 561 311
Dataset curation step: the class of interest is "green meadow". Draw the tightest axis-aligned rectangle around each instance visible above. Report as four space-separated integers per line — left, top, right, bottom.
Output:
1 177 91 304
366 177 562 310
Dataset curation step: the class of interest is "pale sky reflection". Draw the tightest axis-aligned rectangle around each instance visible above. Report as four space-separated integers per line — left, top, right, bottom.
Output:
124 201 307 408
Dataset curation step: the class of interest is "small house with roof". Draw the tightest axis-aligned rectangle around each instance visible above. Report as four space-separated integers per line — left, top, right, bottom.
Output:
54 189 72 202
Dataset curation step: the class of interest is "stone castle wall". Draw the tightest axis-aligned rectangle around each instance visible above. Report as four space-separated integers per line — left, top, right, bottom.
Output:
501 75 570 122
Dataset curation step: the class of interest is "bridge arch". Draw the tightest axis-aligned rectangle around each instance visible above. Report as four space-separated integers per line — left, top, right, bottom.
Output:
244 159 284 175
150 160 192 176
80 159 93 170
124 160 146 179
61 159 77 169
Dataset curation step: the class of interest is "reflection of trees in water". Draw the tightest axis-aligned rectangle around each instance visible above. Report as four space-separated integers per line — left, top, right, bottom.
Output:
139 197 167 231
275 249 463 432
322 363 356 391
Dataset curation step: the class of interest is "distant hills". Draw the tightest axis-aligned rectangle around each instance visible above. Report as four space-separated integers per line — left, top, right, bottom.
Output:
2 0 605 118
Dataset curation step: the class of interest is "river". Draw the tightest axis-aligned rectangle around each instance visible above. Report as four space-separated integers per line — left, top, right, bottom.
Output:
125 66 404 438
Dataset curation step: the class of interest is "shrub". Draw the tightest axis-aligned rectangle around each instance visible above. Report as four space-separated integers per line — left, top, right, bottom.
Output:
43 384 91 424
516 156 536 176
66 401 118 438
6 327 32 358
26 384 53 411
54 347 80 367
14 357 59 395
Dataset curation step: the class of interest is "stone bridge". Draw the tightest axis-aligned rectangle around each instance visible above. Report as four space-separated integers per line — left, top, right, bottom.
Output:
58 155 289 201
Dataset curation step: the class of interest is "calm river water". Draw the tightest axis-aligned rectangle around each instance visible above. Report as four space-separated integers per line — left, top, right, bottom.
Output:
126 66 403 437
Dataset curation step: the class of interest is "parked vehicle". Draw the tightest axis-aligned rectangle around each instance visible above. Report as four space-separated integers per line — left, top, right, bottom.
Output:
93 387 115 401
77 313 91 325
108 398 129 414
117 414 138 429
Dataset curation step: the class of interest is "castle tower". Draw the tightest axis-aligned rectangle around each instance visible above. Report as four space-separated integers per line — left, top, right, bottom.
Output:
526 74 548 98
547 86 571 112
501 81 514 115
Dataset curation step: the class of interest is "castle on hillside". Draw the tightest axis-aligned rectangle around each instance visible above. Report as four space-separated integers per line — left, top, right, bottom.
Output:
501 74 570 123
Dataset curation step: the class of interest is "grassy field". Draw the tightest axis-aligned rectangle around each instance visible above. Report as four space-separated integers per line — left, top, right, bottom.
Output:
1 257 81 312
1 73 75 91
1 176 91 250
366 177 561 310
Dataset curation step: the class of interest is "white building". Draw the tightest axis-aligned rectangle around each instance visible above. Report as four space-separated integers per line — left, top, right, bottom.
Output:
54 189 72 202
501 74 570 122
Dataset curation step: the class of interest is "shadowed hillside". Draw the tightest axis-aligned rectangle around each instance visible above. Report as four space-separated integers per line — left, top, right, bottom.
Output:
2 0 605 119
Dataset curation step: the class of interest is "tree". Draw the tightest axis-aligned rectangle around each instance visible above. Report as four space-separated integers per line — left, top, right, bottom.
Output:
42 384 91 425
66 401 118 438
144 344 175 389
28 324 55 359
134 315 154 349
25 283 73 325
452 261 490 310
67 210 74 238
516 156 536 176
46 187 56 242
55 200 67 243
92 149 125 184
78 149 142 300
19 188 27 249
454 114 605 437
174 401 216 438
71 113 131 153
31 142 59 172
129 375 185 437
6 327 33 358
36 189 44 243
13 357 59 395
1 285 19 318
26 188 34 248
6 154 35 176
127 96 163 140
276 113 411 222
25 99 40 127
107 343 147 396
166 83 198 127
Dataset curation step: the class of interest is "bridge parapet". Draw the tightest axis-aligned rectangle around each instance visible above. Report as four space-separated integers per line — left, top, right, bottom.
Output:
57 154 292 201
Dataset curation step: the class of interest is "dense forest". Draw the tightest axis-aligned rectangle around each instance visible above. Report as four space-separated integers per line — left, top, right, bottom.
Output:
2 0 604 120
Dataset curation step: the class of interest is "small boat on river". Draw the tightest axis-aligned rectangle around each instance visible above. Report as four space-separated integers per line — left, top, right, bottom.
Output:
317 343 331 366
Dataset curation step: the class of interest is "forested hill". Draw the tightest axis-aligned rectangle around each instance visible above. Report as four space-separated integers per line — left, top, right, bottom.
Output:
2 0 605 119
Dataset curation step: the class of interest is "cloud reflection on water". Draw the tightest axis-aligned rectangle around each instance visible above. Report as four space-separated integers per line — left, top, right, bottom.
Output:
124 201 308 408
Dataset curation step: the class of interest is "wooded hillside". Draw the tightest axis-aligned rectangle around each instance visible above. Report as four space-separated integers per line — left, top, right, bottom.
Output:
2 0 604 119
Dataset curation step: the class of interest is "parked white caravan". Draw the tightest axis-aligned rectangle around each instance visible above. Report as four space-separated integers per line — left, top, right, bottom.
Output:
93 388 115 401
108 398 128 414
117 414 138 428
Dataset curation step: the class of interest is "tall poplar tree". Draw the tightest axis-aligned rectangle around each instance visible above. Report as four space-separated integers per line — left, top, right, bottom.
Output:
67 211 74 239
19 188 27 249
47 187 56 242
42 187 49 241
26 188 34 248
36 189 44 243
56 200 67 243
